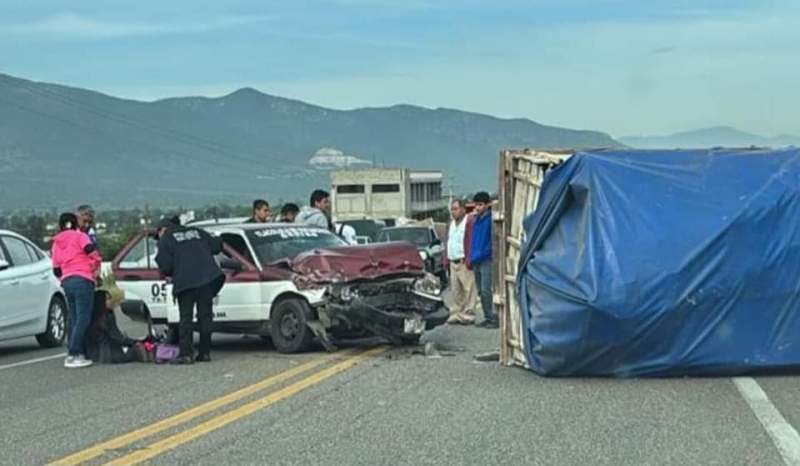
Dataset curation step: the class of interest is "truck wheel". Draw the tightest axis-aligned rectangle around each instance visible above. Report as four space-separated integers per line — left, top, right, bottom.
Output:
36 296 67 348
270 299 314 354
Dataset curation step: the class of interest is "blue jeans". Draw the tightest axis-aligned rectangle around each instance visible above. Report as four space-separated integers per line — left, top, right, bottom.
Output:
473 260 495 323
63 276 95 356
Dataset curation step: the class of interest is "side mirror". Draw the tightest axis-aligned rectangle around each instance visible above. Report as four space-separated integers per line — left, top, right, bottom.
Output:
431 238 441 246
0 259 9 271
219 257 244 272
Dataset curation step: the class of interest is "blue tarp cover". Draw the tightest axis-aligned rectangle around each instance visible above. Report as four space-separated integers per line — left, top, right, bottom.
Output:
517 147 800 377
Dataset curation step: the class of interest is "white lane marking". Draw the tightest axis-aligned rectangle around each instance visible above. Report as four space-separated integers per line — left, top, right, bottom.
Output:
733 377 800 466
0 352 66 371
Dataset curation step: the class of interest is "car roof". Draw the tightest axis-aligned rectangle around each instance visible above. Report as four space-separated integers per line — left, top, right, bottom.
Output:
0 229 46 252
185 217 249 227
201 222 330 233
0 229 32 241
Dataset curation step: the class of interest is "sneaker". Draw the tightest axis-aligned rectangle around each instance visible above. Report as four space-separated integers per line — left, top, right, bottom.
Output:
63 356 74 368
65 354 93 368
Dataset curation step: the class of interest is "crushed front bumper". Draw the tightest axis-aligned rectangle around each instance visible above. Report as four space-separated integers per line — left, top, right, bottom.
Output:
326 290 448 342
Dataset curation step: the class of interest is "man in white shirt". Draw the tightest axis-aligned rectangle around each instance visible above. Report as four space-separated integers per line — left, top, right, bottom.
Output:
444 199 477 325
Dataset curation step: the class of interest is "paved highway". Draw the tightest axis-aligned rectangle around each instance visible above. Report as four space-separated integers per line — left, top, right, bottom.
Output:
1 313 798 465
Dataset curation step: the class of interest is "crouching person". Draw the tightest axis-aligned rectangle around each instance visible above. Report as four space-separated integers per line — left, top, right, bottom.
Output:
155 217 225 365
85 290 146 364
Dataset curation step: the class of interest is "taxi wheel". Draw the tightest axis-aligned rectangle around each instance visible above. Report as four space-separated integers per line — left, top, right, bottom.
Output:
270 298 313 354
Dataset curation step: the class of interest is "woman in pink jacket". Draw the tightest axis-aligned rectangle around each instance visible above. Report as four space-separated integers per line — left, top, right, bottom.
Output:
51 213 102 369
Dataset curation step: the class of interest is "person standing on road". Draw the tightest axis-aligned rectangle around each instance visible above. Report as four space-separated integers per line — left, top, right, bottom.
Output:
76 205 98 246
443 199 477 325
245 199 270 224
296 189 334 231
470 192 498 328
279 203 300 223
76 204 102 289
155 217 225 365
51 213 102 368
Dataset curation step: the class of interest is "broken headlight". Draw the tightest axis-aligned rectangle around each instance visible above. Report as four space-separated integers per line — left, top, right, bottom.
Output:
413 273 442 298
329 285 361 302
339 285 359 302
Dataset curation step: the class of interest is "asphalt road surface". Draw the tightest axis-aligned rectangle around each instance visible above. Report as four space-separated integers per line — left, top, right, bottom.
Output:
1 312 799 466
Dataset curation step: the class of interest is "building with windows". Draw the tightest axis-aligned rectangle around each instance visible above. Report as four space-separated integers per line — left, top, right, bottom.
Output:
331 168 447 223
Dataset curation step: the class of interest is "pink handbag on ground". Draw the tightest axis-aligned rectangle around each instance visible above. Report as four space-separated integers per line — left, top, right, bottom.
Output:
154 344 180 364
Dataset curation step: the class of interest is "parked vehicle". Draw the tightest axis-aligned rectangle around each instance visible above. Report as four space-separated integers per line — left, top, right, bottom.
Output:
338 219 387 244
377 225 446 281
0 230 67 347
112 223 446 353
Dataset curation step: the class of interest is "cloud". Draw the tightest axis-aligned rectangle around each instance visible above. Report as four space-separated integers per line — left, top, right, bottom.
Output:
0 13 272 39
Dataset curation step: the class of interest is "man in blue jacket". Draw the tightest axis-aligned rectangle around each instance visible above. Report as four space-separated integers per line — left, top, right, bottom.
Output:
470 191 497 328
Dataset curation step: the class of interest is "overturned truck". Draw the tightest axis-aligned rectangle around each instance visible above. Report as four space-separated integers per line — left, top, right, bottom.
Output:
497 147 800 377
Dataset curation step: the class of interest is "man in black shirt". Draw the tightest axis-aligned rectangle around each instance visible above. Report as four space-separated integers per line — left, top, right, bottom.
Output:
155 217 225 364
245 199 270 224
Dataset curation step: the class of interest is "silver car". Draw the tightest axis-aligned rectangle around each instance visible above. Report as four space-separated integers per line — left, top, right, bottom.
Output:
0 229 67 347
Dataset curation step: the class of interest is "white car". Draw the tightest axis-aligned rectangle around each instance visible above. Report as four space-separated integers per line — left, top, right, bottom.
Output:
112 223 447 353
0 230 67 347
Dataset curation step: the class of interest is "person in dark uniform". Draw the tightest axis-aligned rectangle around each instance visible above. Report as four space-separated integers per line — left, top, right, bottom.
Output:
155 216 225 364
245 199 270 223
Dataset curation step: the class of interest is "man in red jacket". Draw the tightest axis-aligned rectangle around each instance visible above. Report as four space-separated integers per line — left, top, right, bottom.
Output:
443 199 477 325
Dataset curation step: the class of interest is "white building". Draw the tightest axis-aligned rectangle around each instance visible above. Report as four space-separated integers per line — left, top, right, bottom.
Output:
331 168 446 224
309 147 371 170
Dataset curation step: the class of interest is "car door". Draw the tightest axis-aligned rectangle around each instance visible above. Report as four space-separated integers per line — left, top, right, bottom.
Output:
213 231 264 322
0 240 22 340
23 241 53 327
113 233 172 322
163 230 264 325
0 235 44 339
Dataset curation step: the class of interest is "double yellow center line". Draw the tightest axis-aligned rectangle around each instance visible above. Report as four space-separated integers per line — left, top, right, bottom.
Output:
49 347 387 466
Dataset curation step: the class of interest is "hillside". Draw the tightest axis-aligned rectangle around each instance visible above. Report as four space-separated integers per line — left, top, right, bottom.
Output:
619 126 800 149
0 73 621 210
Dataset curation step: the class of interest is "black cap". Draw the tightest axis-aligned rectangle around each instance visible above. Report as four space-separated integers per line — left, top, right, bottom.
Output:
157 215 181 230
473 191 491 204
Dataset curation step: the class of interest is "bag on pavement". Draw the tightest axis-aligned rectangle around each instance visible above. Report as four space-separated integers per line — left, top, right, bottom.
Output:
154 344 180 364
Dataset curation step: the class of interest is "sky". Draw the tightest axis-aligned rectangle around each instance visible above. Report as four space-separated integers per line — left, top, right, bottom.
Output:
0 0 798 138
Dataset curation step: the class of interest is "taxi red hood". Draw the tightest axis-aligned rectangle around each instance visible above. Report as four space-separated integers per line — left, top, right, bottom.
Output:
290 242 425 286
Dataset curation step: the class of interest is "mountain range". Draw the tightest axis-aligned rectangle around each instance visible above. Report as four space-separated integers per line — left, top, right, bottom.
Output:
0 73 620 211
619 126 800 149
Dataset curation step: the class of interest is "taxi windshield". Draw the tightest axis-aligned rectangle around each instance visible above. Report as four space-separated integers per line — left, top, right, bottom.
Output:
245 227 347 264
